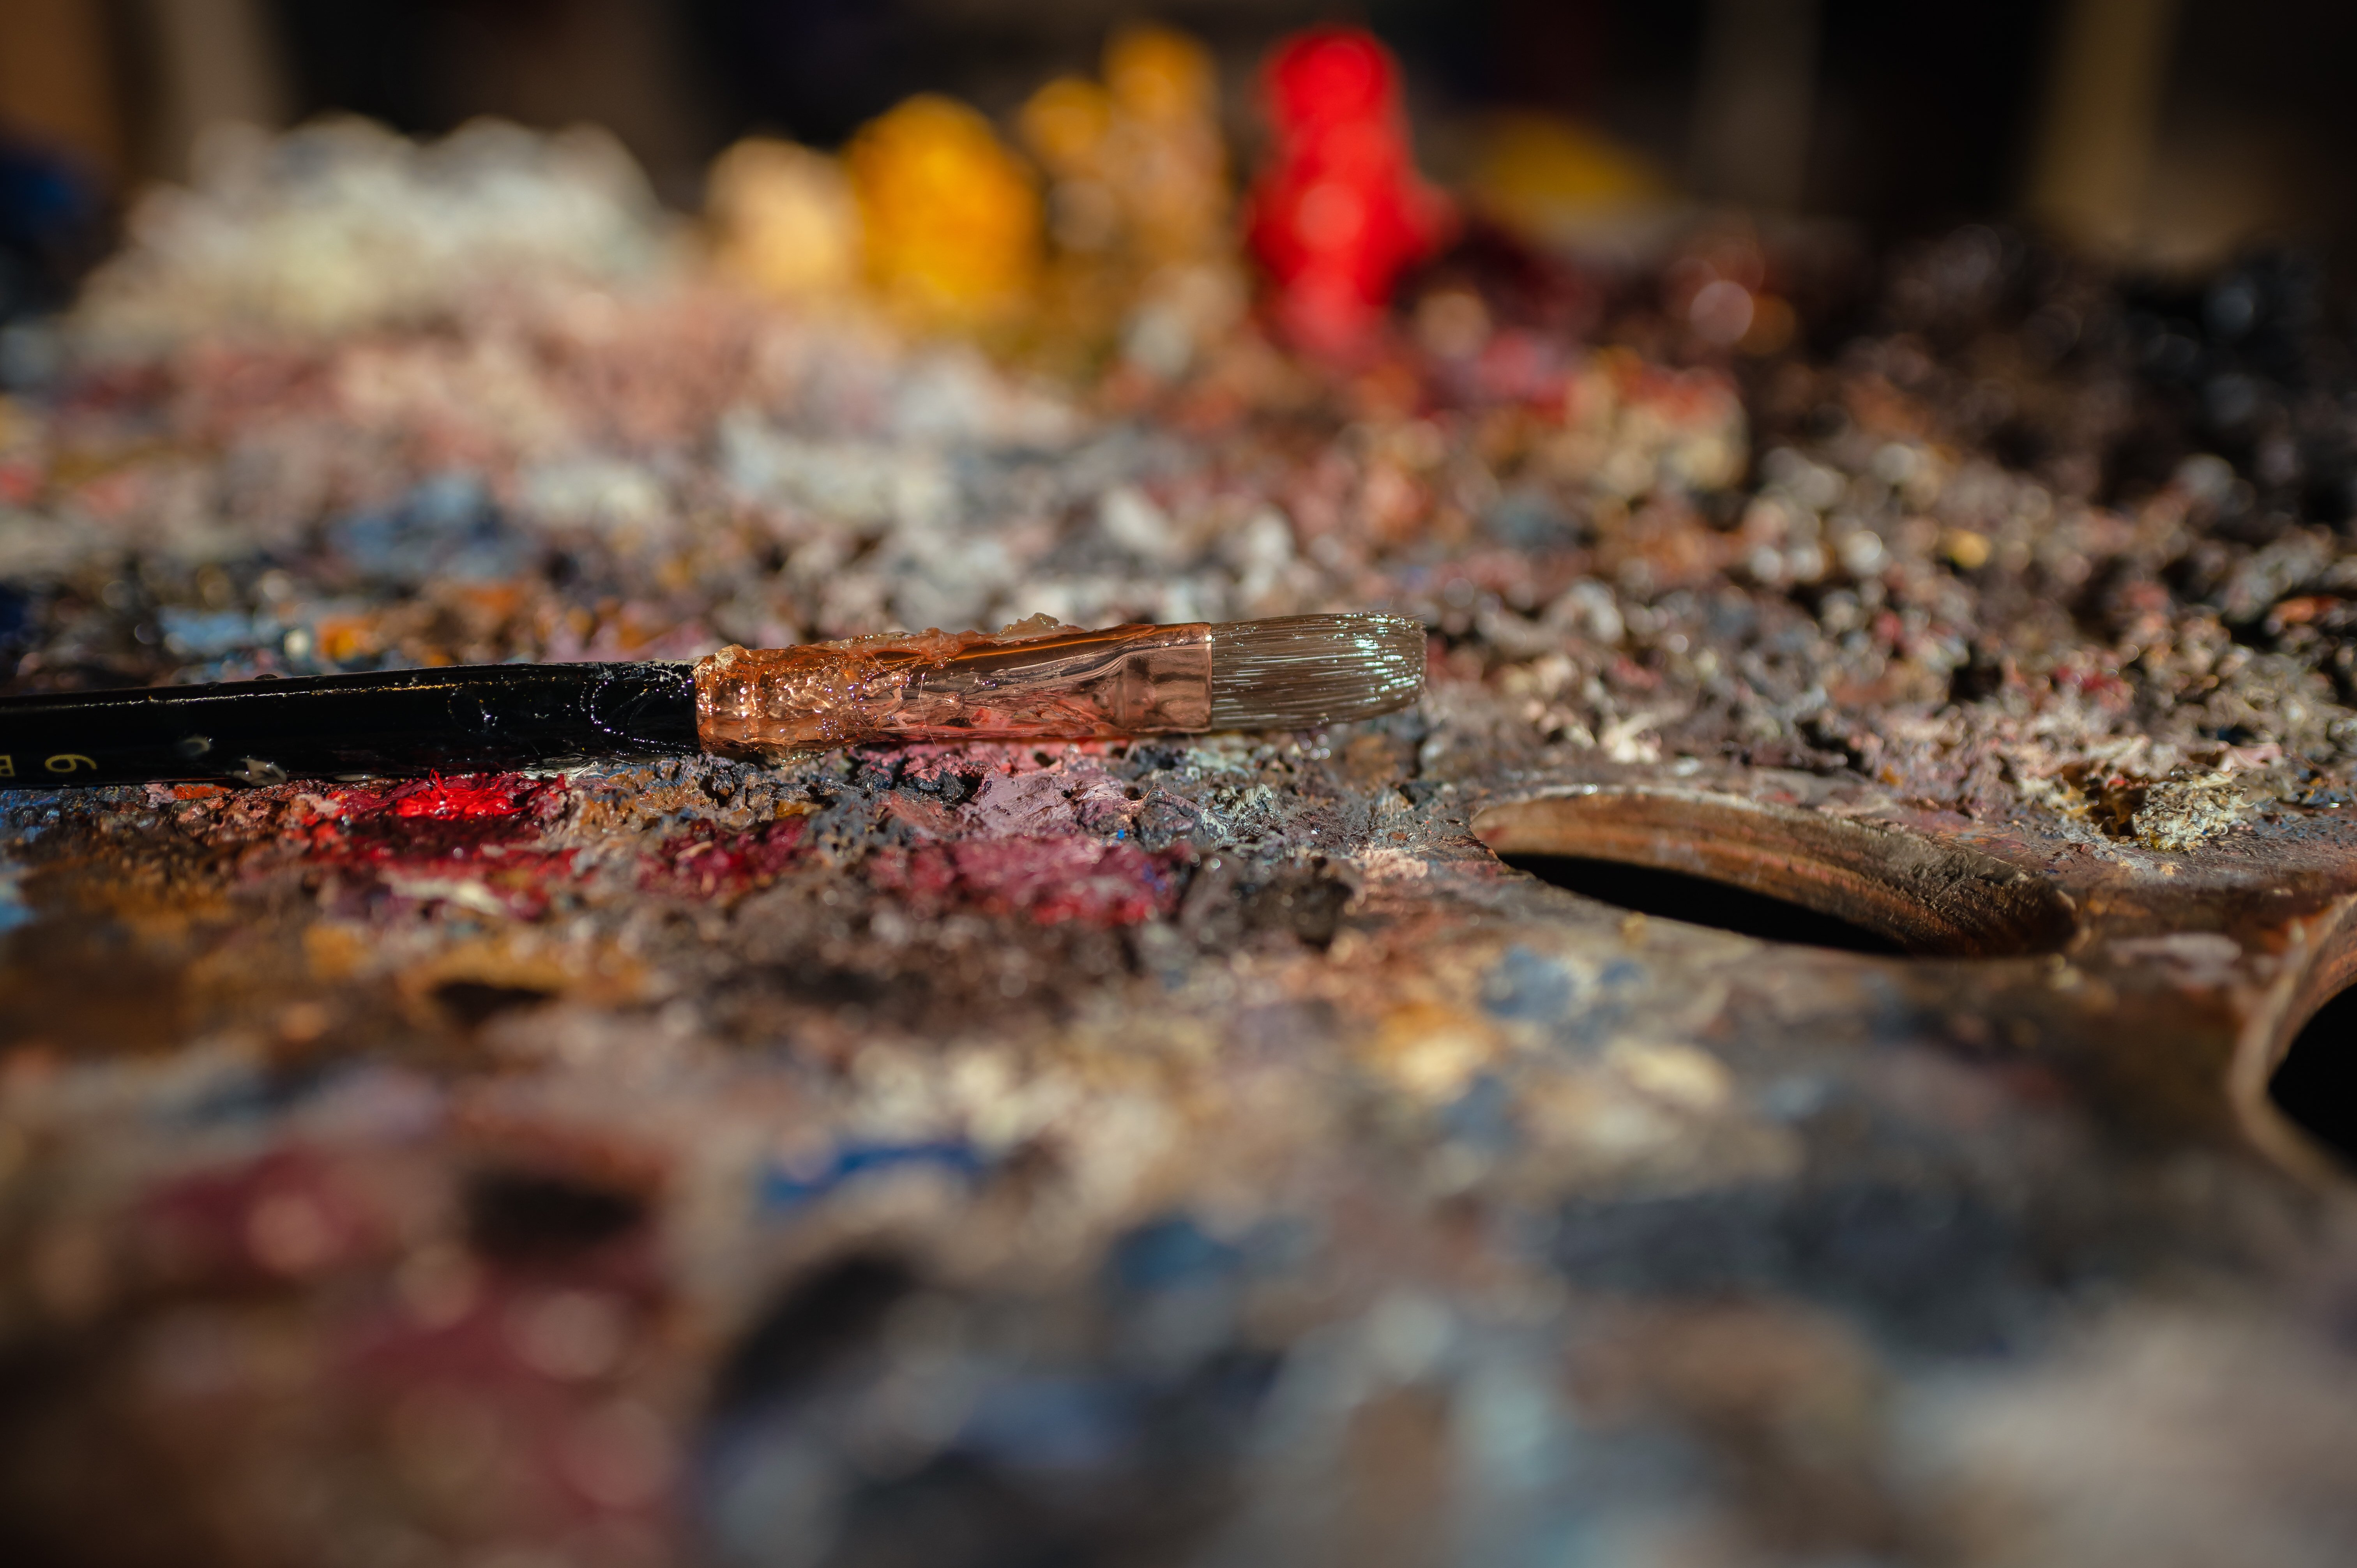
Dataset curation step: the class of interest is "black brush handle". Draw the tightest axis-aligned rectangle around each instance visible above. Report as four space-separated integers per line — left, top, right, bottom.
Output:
0 662 701 786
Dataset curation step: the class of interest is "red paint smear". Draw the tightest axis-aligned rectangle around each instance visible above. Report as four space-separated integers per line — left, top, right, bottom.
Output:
294 772 560 834
341 1232 666 1534
300 771 545 821
643 816 809 898
289 773 580 917
868 837 1187 926
1246 26 1453 357
58 359 172 417
392 773 529 819
137 1146 385 1289
0 459 38 507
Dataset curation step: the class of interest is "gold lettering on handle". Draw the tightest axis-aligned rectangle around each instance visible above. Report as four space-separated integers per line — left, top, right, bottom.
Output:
0 755 12 777
44 754 96 774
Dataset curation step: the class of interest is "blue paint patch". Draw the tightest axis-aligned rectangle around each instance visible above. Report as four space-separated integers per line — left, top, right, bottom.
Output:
758 1140 986 1211
1106 1213 1242 1293
1482 486 1580 551
1443 1072 1518 1151
158 607 270 660
327 472 525 587
1552 1180 2037 1356
0 862 30 934
1546 954 1644 1051
1482 945 1576 1020
1760 1074 1834 1121
0 583 35 647
957 1376 1141 1474
0 792 64 841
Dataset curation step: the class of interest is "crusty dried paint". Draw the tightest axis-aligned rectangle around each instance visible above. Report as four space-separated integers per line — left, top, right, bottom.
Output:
694 617 1214 756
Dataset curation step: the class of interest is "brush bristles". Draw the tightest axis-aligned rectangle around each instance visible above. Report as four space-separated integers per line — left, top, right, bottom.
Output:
1209 614 1426 730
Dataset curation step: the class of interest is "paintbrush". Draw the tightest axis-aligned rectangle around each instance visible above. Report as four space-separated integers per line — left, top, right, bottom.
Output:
0 614 1426 786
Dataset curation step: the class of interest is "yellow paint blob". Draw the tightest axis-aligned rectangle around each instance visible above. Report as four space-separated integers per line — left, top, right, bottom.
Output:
848 95 1041 327
1370 1001 1497 1098
1015 23 1236 371
706 137 860 300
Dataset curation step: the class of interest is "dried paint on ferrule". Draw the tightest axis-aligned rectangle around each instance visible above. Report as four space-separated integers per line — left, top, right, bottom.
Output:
694 620 1214 758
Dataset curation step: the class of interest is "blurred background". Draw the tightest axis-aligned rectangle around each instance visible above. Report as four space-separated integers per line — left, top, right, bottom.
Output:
6 0 2357 325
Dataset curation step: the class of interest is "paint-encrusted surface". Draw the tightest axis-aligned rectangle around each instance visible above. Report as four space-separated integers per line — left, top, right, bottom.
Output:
7 137 2357 1566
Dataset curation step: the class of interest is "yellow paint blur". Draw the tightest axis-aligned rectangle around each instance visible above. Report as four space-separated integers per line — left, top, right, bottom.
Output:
705 137 860 300
848 95 1042 328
